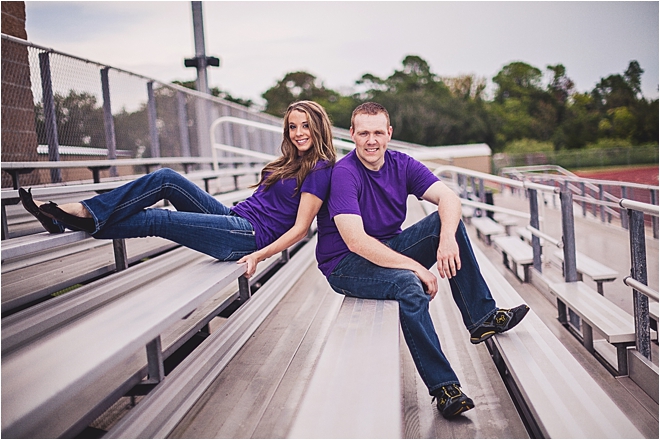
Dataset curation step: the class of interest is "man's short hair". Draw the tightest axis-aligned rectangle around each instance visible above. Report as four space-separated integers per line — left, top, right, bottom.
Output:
351 102 391 128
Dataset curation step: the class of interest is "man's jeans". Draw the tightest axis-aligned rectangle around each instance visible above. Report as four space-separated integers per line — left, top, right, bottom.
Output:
327 213 497 395
80 168 258 261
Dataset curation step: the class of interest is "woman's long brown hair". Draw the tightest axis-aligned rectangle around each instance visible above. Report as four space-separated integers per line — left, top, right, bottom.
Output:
255 101 336 194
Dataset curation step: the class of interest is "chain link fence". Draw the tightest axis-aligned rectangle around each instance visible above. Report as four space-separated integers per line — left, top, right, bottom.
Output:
492 144 659 176
1 33 284 188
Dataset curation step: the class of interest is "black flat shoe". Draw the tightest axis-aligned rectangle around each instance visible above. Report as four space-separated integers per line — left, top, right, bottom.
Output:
39 201 96 233
18 188 65 234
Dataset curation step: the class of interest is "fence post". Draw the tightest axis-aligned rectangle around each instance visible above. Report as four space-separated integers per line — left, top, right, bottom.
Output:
628 208 651 360
651 189 658 240
599 184 605 223
100 67 118 177
38 51 62 183
146 81 161 158
177 91 192 157
580 181 586 217
620 186 629 230
591 185 597 218
560 190 579 283
528 188 542 273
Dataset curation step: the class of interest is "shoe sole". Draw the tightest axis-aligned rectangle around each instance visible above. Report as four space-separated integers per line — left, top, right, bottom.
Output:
470 330 496 344
470 305 530 345
442 400 475 418
19 189 65 234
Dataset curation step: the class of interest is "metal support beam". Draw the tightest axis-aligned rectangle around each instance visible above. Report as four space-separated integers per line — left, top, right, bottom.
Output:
147 81 161 158
628 208 651 360
620 186 629 230
560 190 579 282
528 188 542 273
113 239 128 272
100 67 118 177
651 189 658 239
145 336 165 384
238 275 251 302
177 91 192 157
38 51 62 183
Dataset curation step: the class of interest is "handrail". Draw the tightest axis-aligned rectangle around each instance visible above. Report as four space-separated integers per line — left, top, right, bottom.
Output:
526 225 562 248
208 116 356 170
623 276 659 302
501 166 659 191
432 165 557 193
460 199 532 220
0 34 281 119
211 143 277 162
619 198 660 216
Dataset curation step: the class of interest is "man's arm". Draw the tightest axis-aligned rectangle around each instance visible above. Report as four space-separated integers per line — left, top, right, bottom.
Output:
421 181 463 279
334 214 439 298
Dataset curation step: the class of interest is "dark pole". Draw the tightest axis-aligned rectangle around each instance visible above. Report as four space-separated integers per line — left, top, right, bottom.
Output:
38 51 62 183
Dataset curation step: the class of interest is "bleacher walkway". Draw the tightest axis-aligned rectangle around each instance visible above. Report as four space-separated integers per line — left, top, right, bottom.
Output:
163 198 528 438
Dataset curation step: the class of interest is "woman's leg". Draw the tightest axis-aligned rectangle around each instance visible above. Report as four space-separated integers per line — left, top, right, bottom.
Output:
94 209 258 261
81 168 233 234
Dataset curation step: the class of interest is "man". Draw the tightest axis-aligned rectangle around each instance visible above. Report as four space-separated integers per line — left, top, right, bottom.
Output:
315 102 529 418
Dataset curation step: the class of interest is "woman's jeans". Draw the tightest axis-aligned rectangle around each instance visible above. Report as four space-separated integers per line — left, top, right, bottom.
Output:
80 168 257 261
327 213 497 395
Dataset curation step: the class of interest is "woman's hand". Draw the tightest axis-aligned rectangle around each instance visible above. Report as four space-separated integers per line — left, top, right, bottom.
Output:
238 252 262 278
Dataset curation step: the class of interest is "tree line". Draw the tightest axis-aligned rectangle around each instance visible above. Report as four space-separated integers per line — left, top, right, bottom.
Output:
260 55 658 154
33 55 657 159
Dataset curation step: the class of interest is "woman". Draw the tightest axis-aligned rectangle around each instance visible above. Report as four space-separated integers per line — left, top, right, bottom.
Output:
20 101 336 278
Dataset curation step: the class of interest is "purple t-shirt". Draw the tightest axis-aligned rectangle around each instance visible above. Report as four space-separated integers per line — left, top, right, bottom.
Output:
232 161 332 249
316 150 438 277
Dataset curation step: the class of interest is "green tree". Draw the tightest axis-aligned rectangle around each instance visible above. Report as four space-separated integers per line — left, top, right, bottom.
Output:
261 71 357 128
357 55 493 146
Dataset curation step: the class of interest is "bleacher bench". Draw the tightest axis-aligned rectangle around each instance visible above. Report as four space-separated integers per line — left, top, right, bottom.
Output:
461 205 474 225
289 297 401 438
474 246 643 438
553 249 618 295
471 216 506 245
549 281 637 376
493 236 534 283
493 213 518 235
1 256 249 438
515 226 545 247
103 238 321 439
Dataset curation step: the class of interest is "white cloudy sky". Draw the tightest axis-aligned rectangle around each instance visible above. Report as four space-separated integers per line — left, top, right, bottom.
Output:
25 1 659 106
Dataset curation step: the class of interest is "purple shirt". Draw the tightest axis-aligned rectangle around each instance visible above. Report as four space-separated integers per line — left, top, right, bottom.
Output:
316 150 438 277
232 161 332 249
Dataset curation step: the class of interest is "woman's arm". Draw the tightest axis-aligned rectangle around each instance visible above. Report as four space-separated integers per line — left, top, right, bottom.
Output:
238 192 323 278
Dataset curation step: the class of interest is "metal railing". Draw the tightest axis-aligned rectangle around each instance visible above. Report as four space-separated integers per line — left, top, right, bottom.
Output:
1 33 284 187
501 165 659 239
433 164 658 365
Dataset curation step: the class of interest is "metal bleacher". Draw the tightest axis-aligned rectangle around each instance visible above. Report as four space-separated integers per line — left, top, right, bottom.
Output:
2 134 659 437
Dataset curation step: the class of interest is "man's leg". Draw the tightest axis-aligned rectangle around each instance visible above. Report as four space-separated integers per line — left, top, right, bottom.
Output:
328 253 460 393
388 213 497 330
391 212 529 343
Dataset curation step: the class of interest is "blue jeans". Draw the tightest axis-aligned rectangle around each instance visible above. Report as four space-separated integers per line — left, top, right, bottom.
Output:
80 168 257 261
327 213 497 395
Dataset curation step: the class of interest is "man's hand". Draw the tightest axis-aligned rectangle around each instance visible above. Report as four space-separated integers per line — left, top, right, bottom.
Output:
437 235 461 279
413 266 438 300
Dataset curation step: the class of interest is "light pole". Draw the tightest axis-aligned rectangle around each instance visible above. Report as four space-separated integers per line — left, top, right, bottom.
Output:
184 1 219 159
